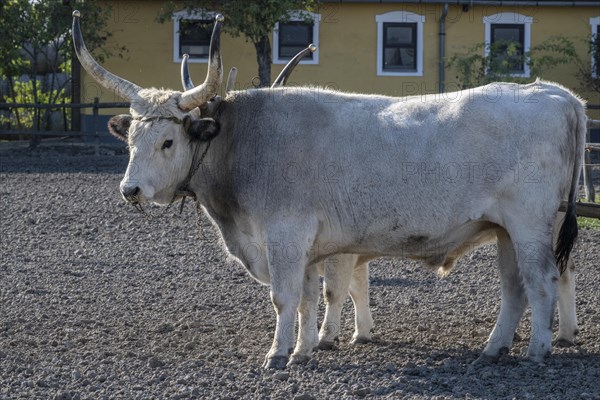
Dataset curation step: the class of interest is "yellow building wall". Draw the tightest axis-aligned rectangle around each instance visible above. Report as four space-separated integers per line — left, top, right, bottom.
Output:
82 1 600 116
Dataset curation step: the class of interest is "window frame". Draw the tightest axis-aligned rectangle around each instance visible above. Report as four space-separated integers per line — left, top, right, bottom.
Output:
173 10 215 64
273 11 320 65
590 17 600 78
376 11 425 77
382 22 418 73
483 12 533 78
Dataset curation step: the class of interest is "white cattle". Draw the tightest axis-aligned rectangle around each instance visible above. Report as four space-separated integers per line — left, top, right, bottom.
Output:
180 33 579 354
73 13 585 369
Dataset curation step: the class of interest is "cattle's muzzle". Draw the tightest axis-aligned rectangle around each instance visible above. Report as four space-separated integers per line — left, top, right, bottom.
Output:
120 185 148 215
121 186 140 203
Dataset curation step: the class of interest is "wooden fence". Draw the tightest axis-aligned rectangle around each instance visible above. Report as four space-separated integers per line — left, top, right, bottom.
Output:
583 118 600 203
569 116 600 219
0 98 129 155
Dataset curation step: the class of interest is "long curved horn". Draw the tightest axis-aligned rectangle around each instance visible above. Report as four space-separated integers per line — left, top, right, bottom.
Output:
271 44 317 88
181 57 236 95
225 67 237 93
181 54 194 90
72 10 141 100
178 14 224 112
181 58 234 117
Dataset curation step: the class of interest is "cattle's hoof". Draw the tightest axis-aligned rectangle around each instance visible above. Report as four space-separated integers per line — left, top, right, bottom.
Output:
467 349 505 375
317 341 337 351
467 357 492 375
264 356 288 370
351 336 372 345
553 338 576 347
288 354 311 366
524 351 550 365
519 358 546 367
472 353 497 366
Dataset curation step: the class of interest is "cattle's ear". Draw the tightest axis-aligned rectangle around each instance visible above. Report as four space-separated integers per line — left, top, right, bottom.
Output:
108 114 132 141
184 116 220 142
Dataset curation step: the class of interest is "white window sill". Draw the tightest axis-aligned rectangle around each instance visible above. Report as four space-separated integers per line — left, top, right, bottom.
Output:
377 71 423 77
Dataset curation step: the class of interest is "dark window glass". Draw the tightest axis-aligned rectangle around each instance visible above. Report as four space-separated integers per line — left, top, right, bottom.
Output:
490 23 525 73
383 23 417 72
179 19 212 59
279 21 313 60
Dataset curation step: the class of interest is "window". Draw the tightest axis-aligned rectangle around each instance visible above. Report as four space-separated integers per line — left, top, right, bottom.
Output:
383 23 417 72
483 13 532 77
273 11 320 65
490 24 525 73
376 11 425 77
590 17 600 78
278 22 313 59
179 19 212 59
173 10 215 63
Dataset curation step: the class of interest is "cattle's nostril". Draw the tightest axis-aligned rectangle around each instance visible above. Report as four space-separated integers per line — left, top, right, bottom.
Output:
122 186 140 198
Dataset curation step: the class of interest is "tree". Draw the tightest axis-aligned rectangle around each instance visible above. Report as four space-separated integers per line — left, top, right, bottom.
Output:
447 36 580 89
0 0 122 145
158 0 316 87
575 33 600 95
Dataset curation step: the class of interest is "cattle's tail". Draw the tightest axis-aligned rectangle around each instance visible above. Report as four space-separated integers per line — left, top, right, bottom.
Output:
555 96 586 274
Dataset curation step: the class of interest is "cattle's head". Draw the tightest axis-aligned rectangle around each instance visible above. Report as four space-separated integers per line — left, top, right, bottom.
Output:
72 11 223 206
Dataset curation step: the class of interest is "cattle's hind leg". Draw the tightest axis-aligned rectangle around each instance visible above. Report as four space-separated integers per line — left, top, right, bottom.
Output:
508 228 558 363
476 229 527 364
349 260 374 344
553 213 579 346
319 255 374 348
555 258 578 346
318 255 355 349
289 262 320 365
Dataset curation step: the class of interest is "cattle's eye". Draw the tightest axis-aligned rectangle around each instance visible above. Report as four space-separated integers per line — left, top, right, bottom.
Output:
161 140 173 150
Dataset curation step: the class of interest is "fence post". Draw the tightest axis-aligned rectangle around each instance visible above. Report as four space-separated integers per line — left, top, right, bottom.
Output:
93 97 99 156
584 121 596 202
62 98 68 131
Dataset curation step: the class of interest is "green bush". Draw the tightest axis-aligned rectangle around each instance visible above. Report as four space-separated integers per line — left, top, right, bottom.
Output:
1 80 69 131
448 36 580 88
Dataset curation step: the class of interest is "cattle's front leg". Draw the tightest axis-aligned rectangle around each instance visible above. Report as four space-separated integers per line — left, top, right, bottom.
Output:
289 263 320 365
263 218 317 369
555 258 578 346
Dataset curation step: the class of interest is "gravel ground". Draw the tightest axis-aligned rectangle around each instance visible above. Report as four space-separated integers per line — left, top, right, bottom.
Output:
1 143 599 400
